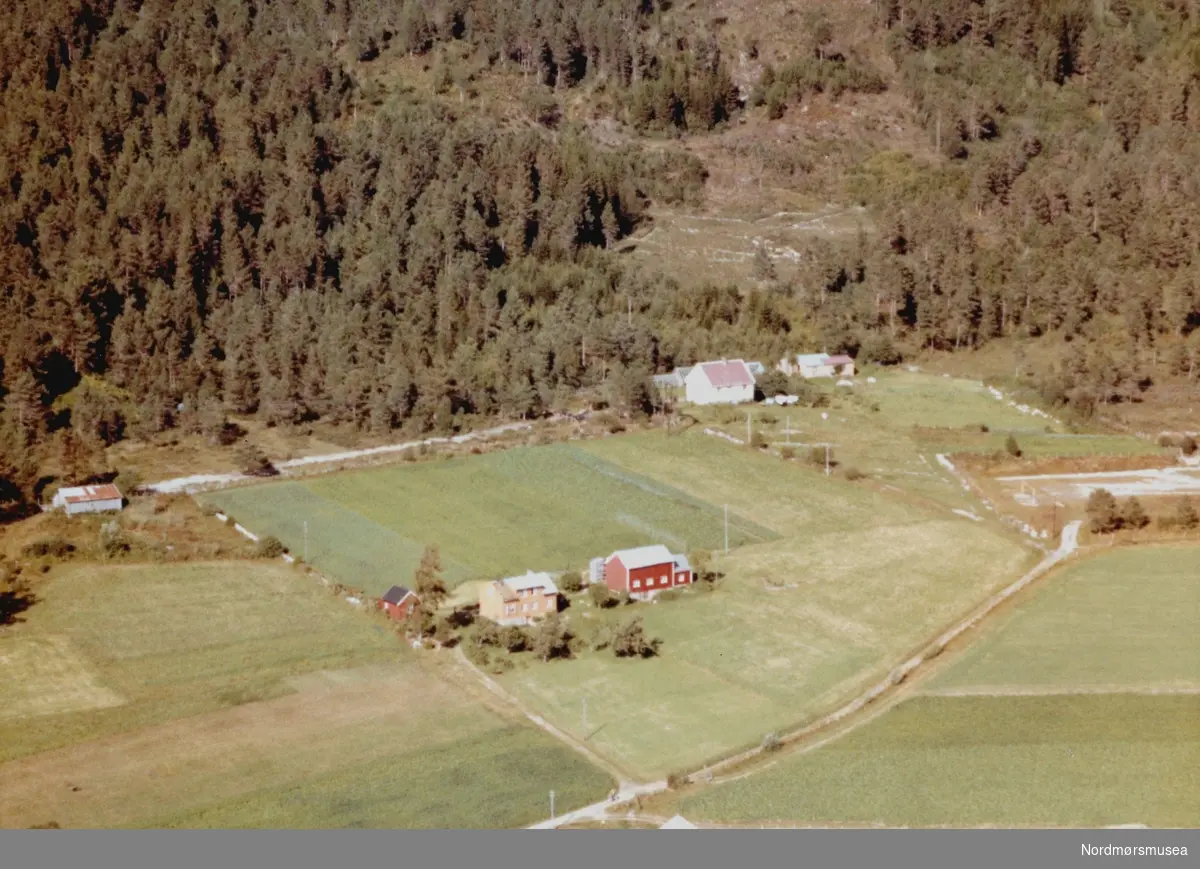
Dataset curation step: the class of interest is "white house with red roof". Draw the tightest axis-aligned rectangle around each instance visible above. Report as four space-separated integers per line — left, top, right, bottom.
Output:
683 359 756 405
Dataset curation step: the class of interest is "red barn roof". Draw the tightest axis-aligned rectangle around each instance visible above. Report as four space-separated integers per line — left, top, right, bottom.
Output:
825 354 854 366
60 484 122 504
697 359 755 389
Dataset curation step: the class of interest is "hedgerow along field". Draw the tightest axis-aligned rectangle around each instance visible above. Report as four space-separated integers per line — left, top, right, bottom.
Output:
494 430 1036 779
200 443 778 596
676 545 1200 827
0 561 612 828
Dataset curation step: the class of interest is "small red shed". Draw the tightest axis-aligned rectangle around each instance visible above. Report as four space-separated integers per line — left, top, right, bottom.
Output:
379 585 419 621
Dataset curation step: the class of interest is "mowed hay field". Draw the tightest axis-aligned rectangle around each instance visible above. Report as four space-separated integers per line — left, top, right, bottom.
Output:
201 443 778 596
682 694 1200 827
681 545 1200 827
495 431 1036 779
696 370 1164 513
927 545 1200 694
0 562 611 829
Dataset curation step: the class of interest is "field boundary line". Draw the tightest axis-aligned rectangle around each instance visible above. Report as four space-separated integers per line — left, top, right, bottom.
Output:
146 414 590 495
919 685 1200 698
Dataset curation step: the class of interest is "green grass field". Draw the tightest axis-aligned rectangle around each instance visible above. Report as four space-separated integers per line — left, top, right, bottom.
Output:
679 545 1200 826
697 370 1165 513
495 432 1036 779
201 444 778 596
682 694 1200 827
0 562 612 829
928 545 1200 693
0 562 400 763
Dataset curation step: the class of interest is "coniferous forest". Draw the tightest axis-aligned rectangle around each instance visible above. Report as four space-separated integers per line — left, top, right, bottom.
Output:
3 0 1200 506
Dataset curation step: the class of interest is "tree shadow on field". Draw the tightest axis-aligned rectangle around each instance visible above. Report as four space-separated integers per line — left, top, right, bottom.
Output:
0 585 37 627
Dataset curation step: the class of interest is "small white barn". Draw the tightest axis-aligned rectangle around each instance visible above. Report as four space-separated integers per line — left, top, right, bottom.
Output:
684 359 756 405
51 484 123 516
778 353 856 379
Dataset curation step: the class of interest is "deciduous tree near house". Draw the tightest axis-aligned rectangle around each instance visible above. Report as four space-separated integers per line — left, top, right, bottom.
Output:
471 619 500 648
532 613 572 662
413 545 448 611
499 624 530 653
588 583 615 608
612 616 660 658
558 571 585 594
754 370 789 398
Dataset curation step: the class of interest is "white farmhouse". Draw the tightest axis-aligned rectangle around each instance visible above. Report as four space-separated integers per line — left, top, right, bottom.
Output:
684 359 756 405
51 484 123 516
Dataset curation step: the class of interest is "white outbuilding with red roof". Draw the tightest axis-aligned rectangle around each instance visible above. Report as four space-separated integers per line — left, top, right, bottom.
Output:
683 359 756 405
51 484 123 516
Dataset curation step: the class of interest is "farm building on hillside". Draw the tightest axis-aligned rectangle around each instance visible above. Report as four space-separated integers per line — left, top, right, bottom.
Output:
652 371 684 391
825 354 855 377
778 353 856 379
651 369 686 401
479 571 560 626
51 484 123 516
684 359 756 405
603 545 692 600
652 366 695 400
378 585 419 621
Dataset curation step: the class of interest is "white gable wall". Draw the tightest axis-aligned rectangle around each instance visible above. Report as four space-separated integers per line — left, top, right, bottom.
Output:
684 367 754 406
63 498 123 516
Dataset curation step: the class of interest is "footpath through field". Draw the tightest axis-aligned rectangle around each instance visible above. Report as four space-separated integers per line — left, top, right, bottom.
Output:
519 520 1083 830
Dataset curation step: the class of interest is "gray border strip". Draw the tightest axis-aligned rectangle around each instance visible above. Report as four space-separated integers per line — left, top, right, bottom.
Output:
3 830 1197 869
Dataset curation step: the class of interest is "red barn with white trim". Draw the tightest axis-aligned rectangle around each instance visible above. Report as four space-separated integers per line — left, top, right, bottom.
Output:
604 545 692 600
